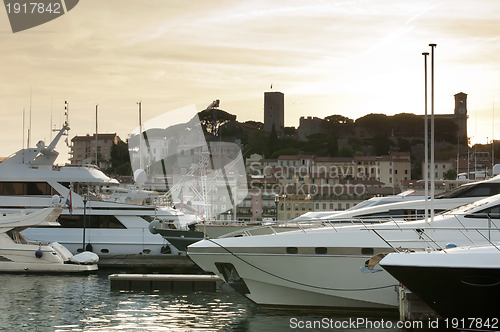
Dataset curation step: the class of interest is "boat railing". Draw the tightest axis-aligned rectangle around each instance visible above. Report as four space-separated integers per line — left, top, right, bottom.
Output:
217 224 280 238
217 212 500 243
366 226 500 252
217 216 400 238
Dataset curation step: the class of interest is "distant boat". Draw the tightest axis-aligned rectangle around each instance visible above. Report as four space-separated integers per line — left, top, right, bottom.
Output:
0 122 197 261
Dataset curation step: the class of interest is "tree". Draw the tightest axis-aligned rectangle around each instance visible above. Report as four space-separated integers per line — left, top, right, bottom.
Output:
373 134 392 155
268 124 279 156
301 133 338 157
109 140 132 175
244 121 263 130
443 168 457 180
325 114 354 124
198 108 236 137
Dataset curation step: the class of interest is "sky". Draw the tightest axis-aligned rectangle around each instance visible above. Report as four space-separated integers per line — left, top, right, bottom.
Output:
1 0 500 164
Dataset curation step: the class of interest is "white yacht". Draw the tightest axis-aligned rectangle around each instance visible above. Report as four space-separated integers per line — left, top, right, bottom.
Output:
380 243 500 320
292 190 425 221
188 194 500 310
0 123 197 260
0 207 98 273
294 176 500 222
192 176 500 241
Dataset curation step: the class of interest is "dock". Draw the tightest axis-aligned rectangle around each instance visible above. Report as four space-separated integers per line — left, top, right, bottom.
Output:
98 254 202 273
109 273 223 292
398 286 439 321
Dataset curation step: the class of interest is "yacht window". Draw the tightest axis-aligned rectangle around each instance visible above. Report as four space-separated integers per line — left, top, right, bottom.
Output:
315 247 327 255
56 215 126 228
0 182 55 195
286 247 298 254
465 205 500 219
361 248 374 255
435 183 500 199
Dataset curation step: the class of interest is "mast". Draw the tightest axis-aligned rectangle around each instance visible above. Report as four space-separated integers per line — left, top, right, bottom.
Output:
429 43 436 224
422 51 429 224
46 101 70 151
137 101 143 170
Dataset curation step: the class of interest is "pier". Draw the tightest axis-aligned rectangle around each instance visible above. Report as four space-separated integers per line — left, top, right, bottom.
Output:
398 286 439 322
109 274 223 292
98 254 202 273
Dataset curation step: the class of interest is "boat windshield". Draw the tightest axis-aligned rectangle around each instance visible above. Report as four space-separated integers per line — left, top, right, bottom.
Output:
434 182 500 199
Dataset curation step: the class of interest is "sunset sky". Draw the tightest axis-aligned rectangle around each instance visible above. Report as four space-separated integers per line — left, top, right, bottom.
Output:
1 0 500 163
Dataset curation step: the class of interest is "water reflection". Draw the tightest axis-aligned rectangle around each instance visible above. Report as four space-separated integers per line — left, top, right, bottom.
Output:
0 273 254 331
0 273 404 332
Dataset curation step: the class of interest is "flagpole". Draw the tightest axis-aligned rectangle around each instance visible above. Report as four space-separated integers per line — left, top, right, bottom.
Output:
423 51 429 224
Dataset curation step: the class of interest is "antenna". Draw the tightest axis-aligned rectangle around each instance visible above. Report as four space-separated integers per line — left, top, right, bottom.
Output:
28 87 32 148
64 100 69 126
95 104 98 166
50 97 53 141
22 107 25 149
137 101 143 171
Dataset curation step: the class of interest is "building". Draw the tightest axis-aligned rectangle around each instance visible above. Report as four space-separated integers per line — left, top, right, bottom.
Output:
243 153 407 220
422 160 454 180
69 133 122 169
297 116 328 141
353 152 411 188
263 91 284 137
295 92 468 145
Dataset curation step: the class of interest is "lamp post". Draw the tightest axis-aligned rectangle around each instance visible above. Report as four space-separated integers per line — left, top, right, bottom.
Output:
82 193 88 251
274 195 279 221
281 194 287 226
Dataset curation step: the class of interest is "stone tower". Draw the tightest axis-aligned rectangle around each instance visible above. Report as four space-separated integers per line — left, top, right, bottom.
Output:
264 91 284 137
454 92 468 145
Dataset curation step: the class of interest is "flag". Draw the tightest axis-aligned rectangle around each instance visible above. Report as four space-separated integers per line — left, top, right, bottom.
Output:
66 190 73 217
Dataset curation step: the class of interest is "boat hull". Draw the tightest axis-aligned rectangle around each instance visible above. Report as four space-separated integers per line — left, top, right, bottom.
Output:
154 228 204 252
383 264 500 319
0 261 97 273
381 247 500 320
189 244 399 309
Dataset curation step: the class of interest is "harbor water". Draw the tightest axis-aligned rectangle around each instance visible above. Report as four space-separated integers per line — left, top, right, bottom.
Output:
0 273 409 331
